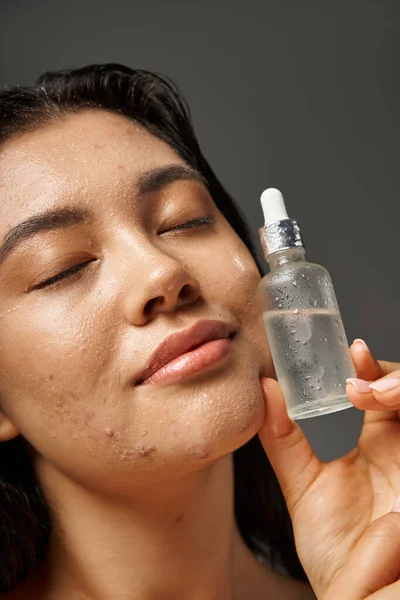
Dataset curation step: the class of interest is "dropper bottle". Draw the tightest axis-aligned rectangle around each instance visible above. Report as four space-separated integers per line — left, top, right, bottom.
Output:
256 188 356 420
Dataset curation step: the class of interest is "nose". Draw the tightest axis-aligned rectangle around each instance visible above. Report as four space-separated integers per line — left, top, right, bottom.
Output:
125 256 201 325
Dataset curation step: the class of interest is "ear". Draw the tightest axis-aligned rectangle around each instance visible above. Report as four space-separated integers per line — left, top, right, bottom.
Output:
0 411 20 441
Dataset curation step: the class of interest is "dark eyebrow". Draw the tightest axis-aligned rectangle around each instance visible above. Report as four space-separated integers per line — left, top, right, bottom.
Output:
0 206 91 266
137 164 206 195
0 164 207 266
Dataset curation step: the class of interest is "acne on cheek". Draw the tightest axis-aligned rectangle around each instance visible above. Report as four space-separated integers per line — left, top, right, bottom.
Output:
50 392 113 440
101 426 156 460
119 444 157 460
188 441 213 460
83 410 96 426
43 376 156 461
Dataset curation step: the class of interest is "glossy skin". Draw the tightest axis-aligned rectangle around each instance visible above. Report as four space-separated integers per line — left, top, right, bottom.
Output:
0 110 271 487
1 107 398 600
0 109 314 600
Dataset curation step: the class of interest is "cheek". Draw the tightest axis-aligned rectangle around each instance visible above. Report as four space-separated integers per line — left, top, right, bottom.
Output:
206 237 262 316
208 239 273 376
0 308 112 440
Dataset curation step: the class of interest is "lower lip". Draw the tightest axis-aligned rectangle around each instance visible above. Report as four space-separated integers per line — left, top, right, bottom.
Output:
138 335 234 386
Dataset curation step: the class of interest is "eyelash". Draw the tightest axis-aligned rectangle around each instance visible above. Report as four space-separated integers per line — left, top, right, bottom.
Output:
36 217 216 290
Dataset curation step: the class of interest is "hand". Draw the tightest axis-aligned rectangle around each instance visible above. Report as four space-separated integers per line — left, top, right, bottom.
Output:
258 339 400 599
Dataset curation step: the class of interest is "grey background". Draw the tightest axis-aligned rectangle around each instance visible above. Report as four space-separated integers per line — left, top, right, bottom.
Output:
0 0 399 460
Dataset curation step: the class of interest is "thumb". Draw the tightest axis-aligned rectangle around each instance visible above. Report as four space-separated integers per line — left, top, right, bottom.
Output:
258 378 322 516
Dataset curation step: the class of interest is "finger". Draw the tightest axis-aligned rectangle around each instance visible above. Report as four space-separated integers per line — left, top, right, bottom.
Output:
369 377 400 407
348 340 400 423
346 378 400 424
365 370 400 423
325 509 400 600
350 338 400 380
257 377 322 518
350 339 384 381
346 381 393 411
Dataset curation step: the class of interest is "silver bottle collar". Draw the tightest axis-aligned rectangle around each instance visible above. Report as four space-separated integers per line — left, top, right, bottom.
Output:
258 218 304 259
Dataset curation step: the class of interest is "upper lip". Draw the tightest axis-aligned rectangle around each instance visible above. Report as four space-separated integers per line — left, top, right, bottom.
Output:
136 319 236 384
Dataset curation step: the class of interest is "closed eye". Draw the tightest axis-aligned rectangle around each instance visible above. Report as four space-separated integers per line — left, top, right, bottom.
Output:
161 217 216 233
34 218 216 290
34 260 96 290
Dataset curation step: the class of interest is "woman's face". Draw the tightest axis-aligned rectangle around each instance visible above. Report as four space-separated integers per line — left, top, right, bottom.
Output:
0 109 273 493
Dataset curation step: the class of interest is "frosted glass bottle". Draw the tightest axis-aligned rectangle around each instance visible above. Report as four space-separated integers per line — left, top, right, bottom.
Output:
257 189 356 420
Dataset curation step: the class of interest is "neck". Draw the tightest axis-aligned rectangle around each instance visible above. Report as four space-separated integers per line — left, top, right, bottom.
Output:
29 454 273 600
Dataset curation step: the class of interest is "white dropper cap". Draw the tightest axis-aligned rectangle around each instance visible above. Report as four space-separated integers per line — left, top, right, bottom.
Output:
260 188 288 225
258 187 304 258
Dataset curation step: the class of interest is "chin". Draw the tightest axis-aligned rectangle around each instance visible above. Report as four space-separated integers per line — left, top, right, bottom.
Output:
183 392 265 464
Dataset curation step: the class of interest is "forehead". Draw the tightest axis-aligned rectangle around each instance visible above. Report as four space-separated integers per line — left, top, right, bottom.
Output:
0 109 184 228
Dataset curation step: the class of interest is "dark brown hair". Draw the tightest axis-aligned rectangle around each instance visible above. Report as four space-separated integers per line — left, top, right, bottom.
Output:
0 63 308 592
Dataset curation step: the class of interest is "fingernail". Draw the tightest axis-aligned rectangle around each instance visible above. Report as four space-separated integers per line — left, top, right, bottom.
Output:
346 378 371 393
369 378 400 393
352 338 369 352
392 494 400 512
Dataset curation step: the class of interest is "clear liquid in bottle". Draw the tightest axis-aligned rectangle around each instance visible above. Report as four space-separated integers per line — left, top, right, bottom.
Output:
263 307 355 419
257 188 356 420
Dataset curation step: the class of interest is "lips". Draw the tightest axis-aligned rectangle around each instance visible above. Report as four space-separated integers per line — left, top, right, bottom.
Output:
136 319 236 385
